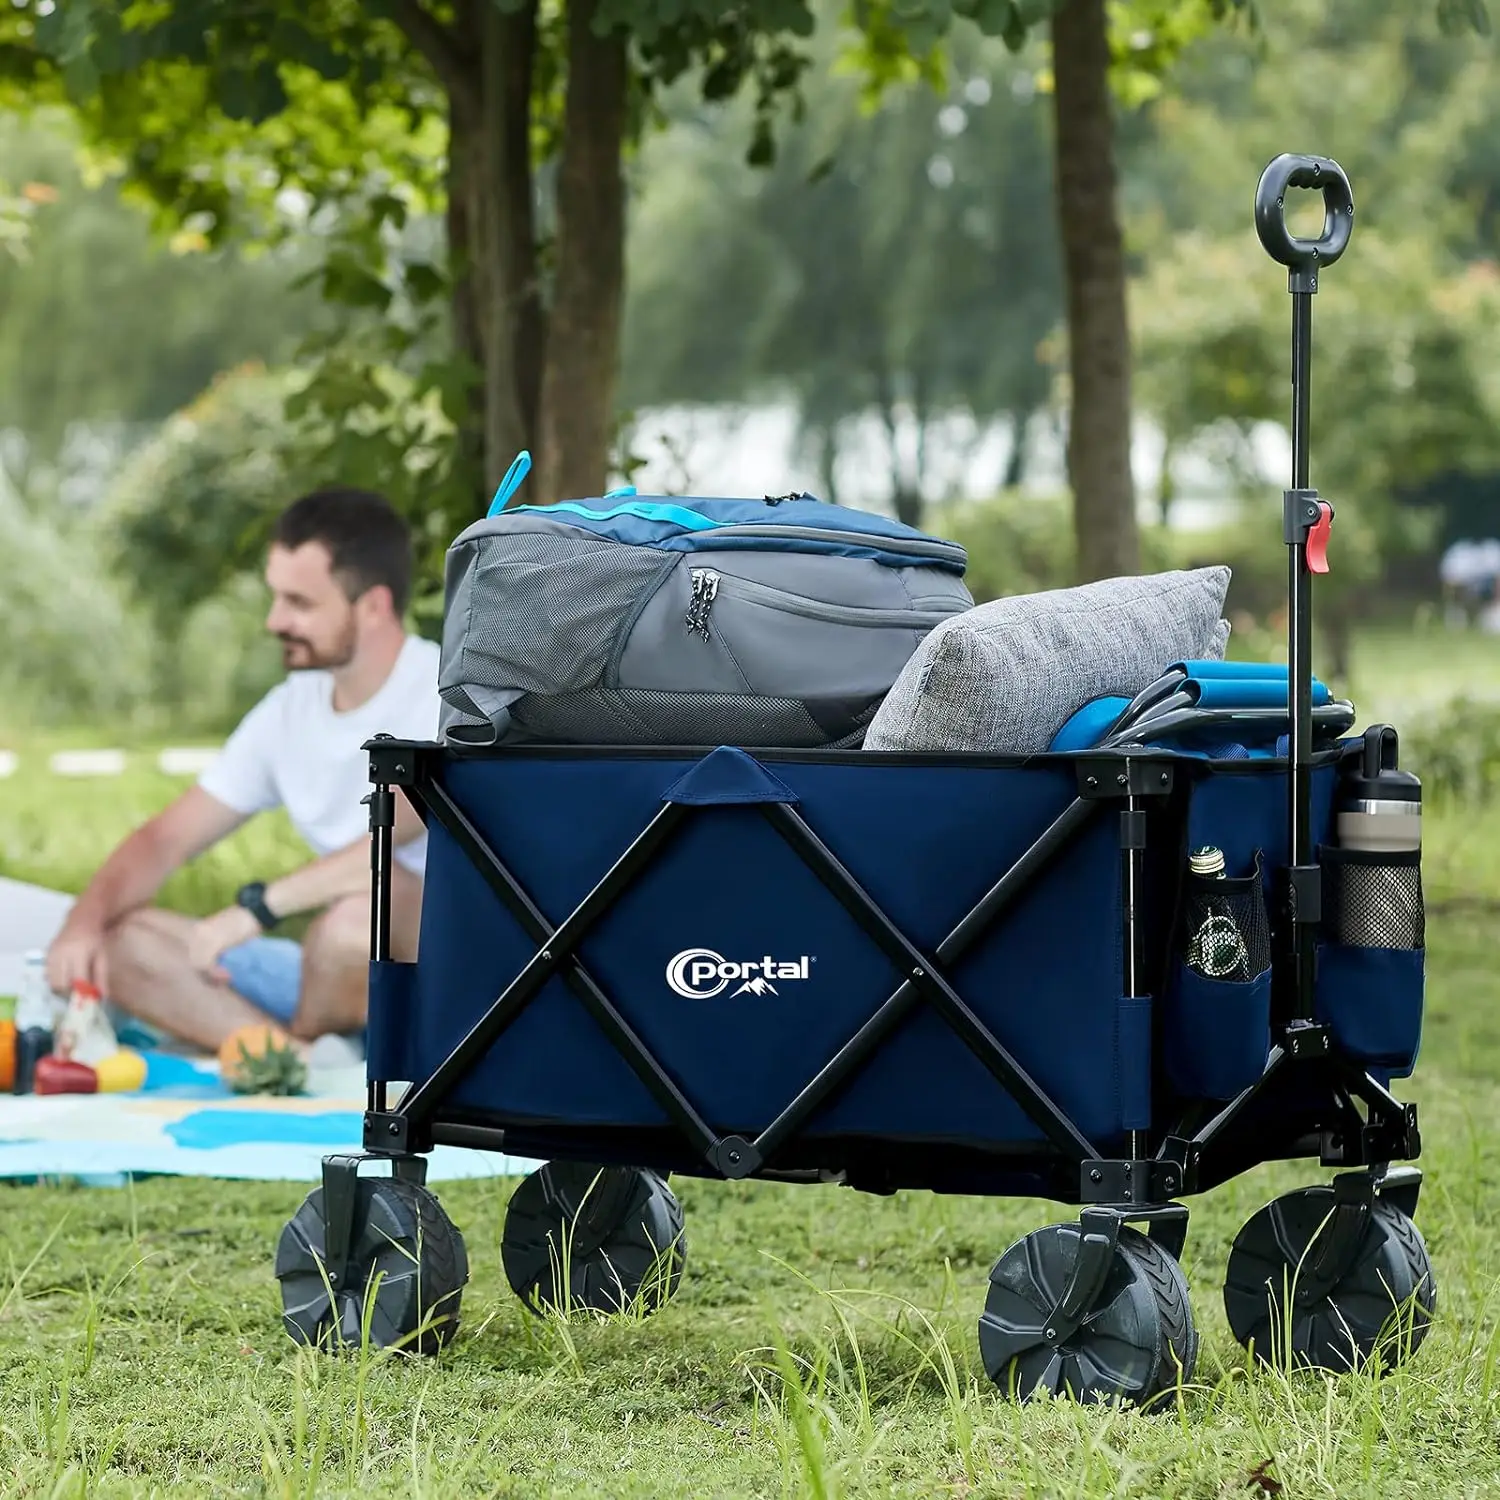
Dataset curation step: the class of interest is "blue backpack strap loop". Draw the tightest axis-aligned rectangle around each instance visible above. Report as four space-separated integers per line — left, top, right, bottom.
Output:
487 450 533 516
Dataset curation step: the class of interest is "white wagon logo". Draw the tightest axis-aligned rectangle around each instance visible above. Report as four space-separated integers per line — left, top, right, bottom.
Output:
665 948 813 1000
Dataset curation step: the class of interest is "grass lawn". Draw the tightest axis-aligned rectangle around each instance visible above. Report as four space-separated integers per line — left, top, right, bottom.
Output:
4 672 1500 1495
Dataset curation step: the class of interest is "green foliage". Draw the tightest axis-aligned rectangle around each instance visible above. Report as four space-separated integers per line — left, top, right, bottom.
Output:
2 0 835 566
1127 0 1500 599
100 360 455 641
0 178 35 261
1103 0 1256 106
0 381 290 740
100 364 311 623
0 108 321 492
0 491 155 730
926 488 1252 607
926 493 1078 602
838 0 1255 107
1405 695 1500 805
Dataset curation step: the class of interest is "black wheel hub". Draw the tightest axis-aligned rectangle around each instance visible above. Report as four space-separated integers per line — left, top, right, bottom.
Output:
276 1177 469 1354
502 1160 686 1315
978 1222 1196 1407
1223 1185 1437 1372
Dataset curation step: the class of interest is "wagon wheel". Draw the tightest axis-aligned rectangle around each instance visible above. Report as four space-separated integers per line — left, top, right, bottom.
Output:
978 1223 1197 1407
502 1160 686 1316
1223 1188 1436 1373
276 1178 469 1354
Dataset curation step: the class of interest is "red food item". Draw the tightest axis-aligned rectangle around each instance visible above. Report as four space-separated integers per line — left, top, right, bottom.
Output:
33 1055 98 1094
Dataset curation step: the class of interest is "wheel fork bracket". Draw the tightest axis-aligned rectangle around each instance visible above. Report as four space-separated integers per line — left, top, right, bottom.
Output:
319 1150 428 1291
1301 1165 1423 1304
1042 1203 1189 1348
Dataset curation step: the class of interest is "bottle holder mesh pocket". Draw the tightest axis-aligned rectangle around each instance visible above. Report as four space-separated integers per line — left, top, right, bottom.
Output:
1315 844 1426 1077
1165 849 1273 1100
1181 849 1271 982
1320 846 1424 950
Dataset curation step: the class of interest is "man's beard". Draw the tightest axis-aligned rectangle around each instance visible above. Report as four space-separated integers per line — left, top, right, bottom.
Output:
278 623 356 671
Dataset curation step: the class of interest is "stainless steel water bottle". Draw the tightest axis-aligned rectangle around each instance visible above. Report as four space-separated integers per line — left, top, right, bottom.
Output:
1331 725 1423 948
1336 726 1421 855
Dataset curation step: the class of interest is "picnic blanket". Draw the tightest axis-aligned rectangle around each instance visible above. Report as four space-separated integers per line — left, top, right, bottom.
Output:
0 1055 540 1183
0 876 537 1184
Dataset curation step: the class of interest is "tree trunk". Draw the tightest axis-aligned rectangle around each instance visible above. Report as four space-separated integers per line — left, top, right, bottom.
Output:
814 420 841 505
1002 407 1030 490
875 363 923 528
457 0 542 501
443 100 487 511
536 0 629 503
1051 0 1139 582
1157 432 1176 528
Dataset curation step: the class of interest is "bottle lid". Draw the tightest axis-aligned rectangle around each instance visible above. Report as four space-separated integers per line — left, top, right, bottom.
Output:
1189 846 1225 877
1339 771 1421 805
71 980 102 1002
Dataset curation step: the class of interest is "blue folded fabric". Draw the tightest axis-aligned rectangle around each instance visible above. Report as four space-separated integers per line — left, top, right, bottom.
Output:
1164 659 1331 708
1048 658 1333 754
1169 659 1288 679
1189 676 1331 709
1050 696 1130 752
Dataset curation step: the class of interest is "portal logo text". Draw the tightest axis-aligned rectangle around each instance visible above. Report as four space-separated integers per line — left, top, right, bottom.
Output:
665 949 813 1000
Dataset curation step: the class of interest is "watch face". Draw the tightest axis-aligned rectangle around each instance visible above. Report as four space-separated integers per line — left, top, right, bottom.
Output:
238 884 273 926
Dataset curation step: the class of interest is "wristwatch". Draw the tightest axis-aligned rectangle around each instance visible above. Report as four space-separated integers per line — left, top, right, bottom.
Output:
236 881 280 931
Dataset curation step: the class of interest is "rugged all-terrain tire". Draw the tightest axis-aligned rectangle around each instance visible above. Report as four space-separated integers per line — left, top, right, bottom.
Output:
276 1178 469 1354
1223 1187 1437 1373
978 1222 1197 1407
502 1160 686 1316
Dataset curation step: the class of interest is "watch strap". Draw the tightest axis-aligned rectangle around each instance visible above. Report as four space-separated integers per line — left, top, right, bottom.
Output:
236 881 279 931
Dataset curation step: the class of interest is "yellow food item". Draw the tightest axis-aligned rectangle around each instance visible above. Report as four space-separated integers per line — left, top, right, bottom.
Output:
94 1047 147 1093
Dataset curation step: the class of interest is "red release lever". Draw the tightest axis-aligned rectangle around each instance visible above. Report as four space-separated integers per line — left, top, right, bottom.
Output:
1306 502 1332 574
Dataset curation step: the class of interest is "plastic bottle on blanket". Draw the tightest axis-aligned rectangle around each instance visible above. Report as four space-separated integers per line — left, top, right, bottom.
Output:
12 949 60 1093
54 980 120 1068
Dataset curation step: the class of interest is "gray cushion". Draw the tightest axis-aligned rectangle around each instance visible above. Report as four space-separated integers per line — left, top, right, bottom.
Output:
863 567 1233 755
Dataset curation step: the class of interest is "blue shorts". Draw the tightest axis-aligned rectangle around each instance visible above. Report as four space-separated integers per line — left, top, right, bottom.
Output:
218 936 303 1026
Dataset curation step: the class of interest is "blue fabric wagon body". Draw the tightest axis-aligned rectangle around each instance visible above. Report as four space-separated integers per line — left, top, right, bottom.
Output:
363 737 1423 1202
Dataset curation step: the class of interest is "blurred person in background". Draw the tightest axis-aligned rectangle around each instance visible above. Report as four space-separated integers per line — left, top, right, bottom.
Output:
44 488 438 1059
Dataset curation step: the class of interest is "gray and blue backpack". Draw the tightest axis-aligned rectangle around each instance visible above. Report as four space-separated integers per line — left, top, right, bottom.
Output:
437 464 974 749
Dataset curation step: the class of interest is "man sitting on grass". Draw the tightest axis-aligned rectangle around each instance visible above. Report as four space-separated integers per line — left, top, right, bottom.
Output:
45 487 437 1058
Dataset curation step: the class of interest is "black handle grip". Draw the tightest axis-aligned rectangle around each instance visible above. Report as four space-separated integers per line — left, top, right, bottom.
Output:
1361 724 1398 779
1254 153 1354 272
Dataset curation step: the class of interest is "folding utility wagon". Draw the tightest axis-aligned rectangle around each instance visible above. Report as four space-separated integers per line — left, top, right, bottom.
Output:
274 153 1437 1407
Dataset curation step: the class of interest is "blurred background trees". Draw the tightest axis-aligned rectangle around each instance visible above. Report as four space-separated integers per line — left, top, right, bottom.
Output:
0 0 1497 736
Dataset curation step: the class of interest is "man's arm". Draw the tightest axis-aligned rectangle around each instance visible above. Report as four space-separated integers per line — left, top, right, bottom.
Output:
46 786 250 995
183 793 425 977
262 792 425 919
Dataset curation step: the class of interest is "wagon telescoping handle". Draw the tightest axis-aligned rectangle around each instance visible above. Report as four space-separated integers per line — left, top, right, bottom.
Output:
1254 153 1354 283
1255 150 1354 1030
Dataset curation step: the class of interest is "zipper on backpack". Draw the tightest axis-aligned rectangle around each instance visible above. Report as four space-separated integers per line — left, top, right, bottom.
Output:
685 567 720 638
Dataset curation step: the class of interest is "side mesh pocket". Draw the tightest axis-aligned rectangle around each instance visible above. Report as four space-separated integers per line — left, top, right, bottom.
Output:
1315 846 1425 1076
1164 850 1274 1100
1321 844 1424 950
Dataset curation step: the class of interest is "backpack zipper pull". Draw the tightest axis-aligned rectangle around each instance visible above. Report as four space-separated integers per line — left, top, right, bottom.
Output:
685 567 720 638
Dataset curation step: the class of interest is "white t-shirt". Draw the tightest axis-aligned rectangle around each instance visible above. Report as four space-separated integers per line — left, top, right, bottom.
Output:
198 634 442 876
